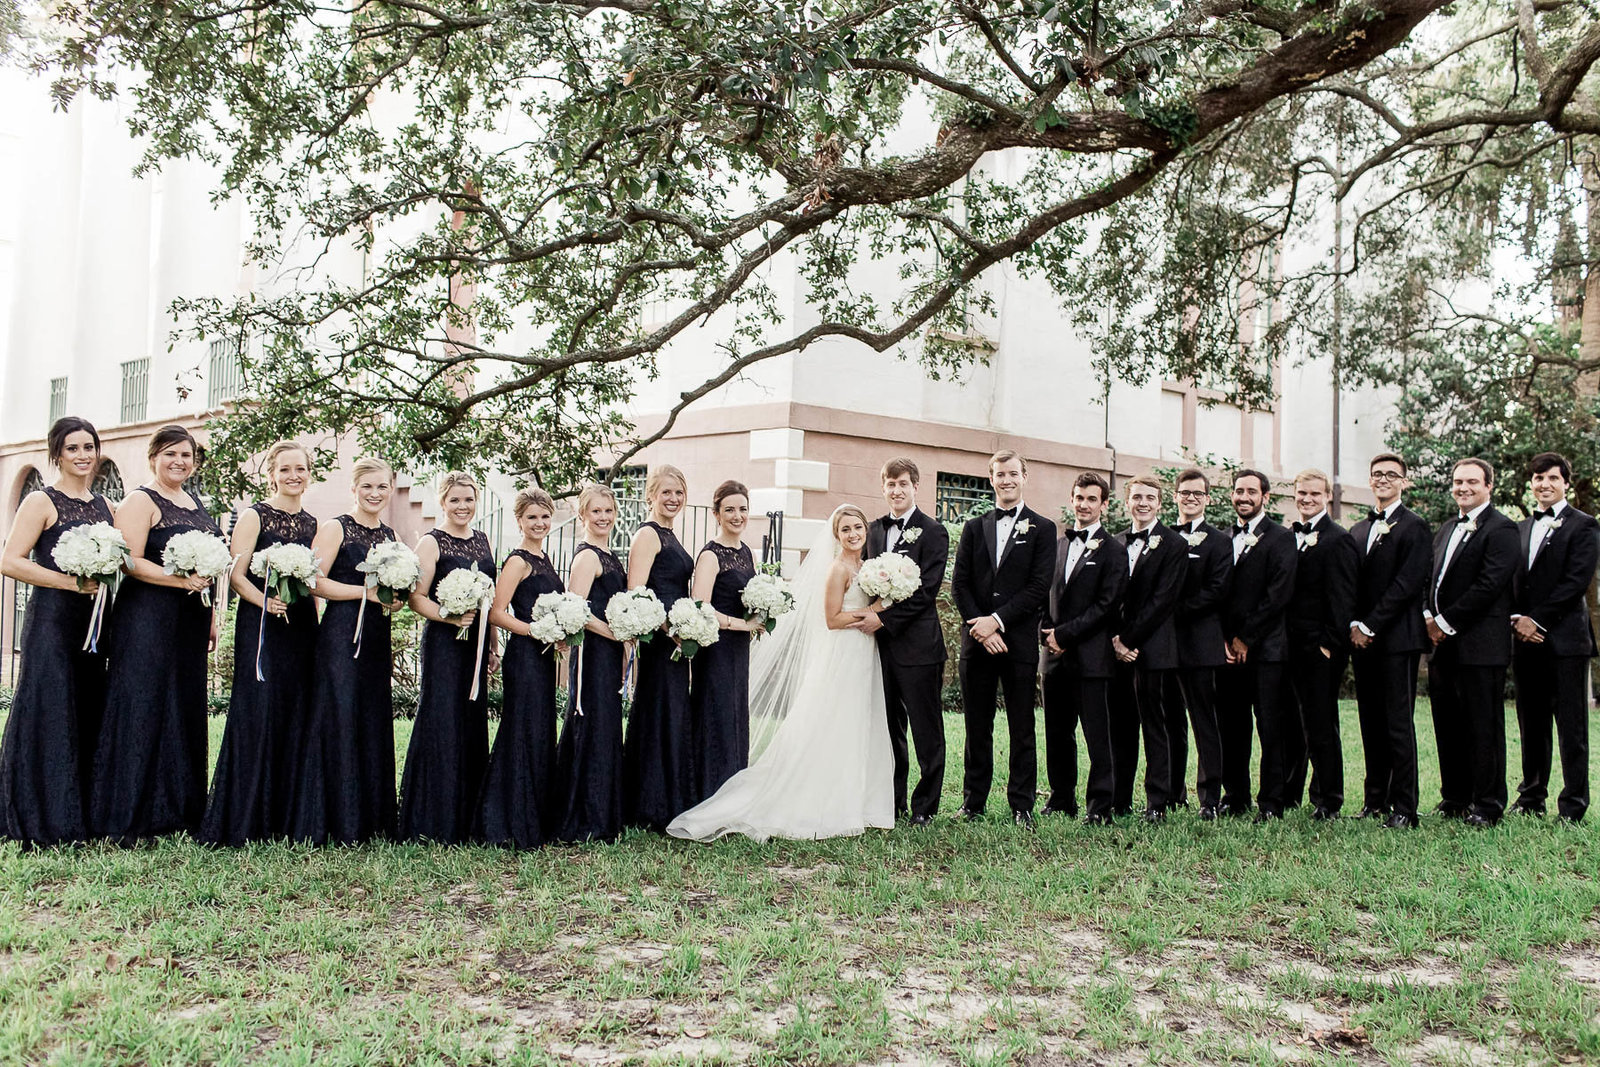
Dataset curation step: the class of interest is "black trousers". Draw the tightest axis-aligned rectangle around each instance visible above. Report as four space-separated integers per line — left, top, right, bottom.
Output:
1351 649 1421 817
1512 646 1590 820
1040 670 1113 816
1217 659 1290 815
959 652 1038 813
882 656 947 818
1110 665 1174 811
1173 666 1225 809
1427 652 1507 819
1288 644 1347 813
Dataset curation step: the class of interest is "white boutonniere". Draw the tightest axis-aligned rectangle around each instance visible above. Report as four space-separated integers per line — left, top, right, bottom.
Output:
1550 518 1565 530
1084 538 1103 552
1184 531 1206 547
1302 531 1319 549
1460 517 1478 541
1146 534 1162 552
902 526 922 543
1372 520 1393 539
1014 518 1033 534
1239 533 1260 550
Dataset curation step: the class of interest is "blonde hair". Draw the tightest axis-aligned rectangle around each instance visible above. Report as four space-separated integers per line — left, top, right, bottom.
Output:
437 470 478 505
514 487 555 518
1124 474 1163 498
264 440 312 491
989 449 1027 475
576 482 616 521
645 464 687 503
831 504 869 539
1293 468 1332 493
349 456 393 485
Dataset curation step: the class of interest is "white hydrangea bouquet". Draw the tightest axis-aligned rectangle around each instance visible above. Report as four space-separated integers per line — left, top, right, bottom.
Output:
52 521 131 652
666 597 720 661
355 540 421 607
434 563 495 641
161 530 234 606
605 587 666 642
741 572 794 635
527 590 590 651
249 543 320 605
858 552 920 606
52 522 130 592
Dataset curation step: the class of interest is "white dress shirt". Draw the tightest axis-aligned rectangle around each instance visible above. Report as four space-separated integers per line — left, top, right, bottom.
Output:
1126 519 1156 574
1430 500 1492 635
1365 502 1400 554
1528 499 1567 567
1294 511 1327 550
990 500 1026 631
1064 522 1102 583
1231 513 1265 562
885 505 918 552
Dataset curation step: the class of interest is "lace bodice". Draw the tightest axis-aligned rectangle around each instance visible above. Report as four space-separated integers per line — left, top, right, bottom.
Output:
574 541 626 623
640 520 693 603
137 485 220 562
242 501 318 593
506 549 563 620
31 487 115 574
427 528 496 597
700 540 755 616
328 515 396 585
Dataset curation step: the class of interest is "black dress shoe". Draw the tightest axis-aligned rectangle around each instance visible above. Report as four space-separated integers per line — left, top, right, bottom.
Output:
1013 810 1036 829
1142 807 1167 824
1251 809 1282 824
1310 806 1338 821
1464 811 1500 828
909 814 933 827
1040 805 1076 818
1355 805 1388 820
1511 803 1546 817
1434 803 1468 820
1084 811 1113 826
955 808 984 822
1383 812 1419 829
1197 805 1219 822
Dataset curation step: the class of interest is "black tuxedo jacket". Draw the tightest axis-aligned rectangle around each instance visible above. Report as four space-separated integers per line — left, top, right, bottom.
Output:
1512 505 1600 658
1172 521 1233 669
1040 528 1124 679
1221 517 1298 663
1286 514 1359 653
1349 503 1432 654
1429 506 1519 667
1114 523 1186 671
951 503 1058 662
865 508 950 667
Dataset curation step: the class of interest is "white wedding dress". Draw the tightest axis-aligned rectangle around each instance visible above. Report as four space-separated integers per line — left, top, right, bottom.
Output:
667 529 894 842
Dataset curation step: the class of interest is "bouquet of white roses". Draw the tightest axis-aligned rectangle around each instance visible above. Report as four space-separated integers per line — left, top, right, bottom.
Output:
527 590 590 651
857 552 920 606
249 543 320 605
741 572 794 635
161 530 234 606
605 587 666 642
355 540 421 606
434 564 495 641
666 597 720 661
52 522 130 591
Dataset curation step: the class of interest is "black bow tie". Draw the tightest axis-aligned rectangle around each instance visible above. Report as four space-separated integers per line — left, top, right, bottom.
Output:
1180 521 1199 534
1233 523 1251 537
1066 528 1092 542
995 506 1019 520
1534 508 1556 521
1366 509 1385 523
1128 529 1150 543
884 515 906 531
1292 521 1313 535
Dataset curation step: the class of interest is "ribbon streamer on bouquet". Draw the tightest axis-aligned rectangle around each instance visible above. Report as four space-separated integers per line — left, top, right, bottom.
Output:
352 587 370 660
467 595 492 701
81 581 110 653
570 642 584 718
255 564 273 682
620 641 637 702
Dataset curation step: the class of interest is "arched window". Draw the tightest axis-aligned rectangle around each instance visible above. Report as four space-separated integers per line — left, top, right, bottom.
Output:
9 468 46 659
93 459 125 504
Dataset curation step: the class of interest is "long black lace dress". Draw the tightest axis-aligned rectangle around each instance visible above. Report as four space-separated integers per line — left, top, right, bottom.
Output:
0 488 113 846
476 549 563 848
92 487 220 842
621 520 696 830
689 541 756 804
291 516 399 845
554 542 626 843
398 529 496 843
200 502 319 845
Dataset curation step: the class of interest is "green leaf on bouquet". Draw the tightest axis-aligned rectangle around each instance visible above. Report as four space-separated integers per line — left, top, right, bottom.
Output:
563 632 586 650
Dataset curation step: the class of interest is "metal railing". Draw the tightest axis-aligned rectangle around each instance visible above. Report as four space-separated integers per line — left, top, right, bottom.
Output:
120 358 151 424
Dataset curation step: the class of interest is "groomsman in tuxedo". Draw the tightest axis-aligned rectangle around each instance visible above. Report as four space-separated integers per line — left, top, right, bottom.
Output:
1347 453 1432 828
1168 468 1232 819
860 457 951 826
1039 472 1125 823
951 450 1058 825
1283 469 1359 819
1426 456 1519 826
1108 476 1188 821
1509 452 1599 821
1217 469 1298 821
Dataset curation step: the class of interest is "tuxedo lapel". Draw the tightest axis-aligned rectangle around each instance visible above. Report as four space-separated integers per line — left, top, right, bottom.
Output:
982 510 999 572
1519 518 1533 566
1431 519 1454 590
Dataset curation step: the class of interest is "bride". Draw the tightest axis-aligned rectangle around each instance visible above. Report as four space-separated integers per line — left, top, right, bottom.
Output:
667 504 895 841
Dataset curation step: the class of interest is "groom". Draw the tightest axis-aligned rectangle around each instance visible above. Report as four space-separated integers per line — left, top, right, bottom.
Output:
859 458 950 825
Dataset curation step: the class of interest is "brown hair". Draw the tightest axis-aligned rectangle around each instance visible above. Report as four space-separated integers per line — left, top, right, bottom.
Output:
1531 452 1572 481
1073 471 1109 501
645 464 686 503
831 504 869 539
437 470 479 505
1452 456 1495 486
47 417 100 467
1233 468 1271 494
1369 452 1408 476
1175 467 1209 491
1124 474 1163 498
989 449 1027 475
514 487 555 518
880 457 920 485
1292 468 1331 493
712 479 750 513
147 424 198 467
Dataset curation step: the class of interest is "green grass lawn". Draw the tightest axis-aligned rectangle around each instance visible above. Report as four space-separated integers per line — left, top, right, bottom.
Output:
2 700 1597 1066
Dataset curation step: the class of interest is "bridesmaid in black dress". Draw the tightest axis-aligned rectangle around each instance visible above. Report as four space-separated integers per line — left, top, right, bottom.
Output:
621 465 696 830
554 483 626 843
200 441 320 844
688 480 758 805
0 417 114 846
92 425 221 842
398 471 498 843
291 457 402 845
477 488 563 848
